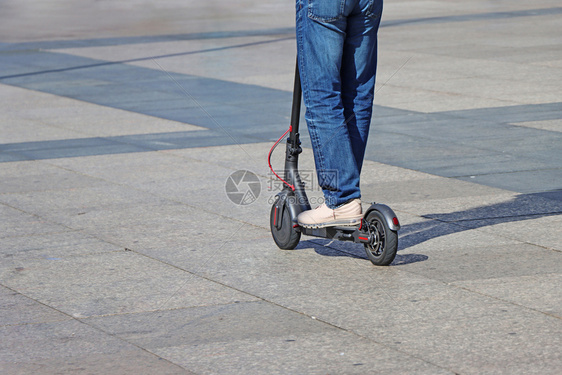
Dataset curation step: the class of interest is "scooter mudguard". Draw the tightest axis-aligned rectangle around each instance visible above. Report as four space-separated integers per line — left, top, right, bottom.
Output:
364 203 401 231
272 193 285 230
273 190 303 229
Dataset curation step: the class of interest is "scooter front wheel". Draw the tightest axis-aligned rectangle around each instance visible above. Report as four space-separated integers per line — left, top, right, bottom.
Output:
364 210 398 266
270 202 301 250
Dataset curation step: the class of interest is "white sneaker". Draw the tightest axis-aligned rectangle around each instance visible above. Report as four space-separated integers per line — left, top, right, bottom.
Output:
297 199 362 228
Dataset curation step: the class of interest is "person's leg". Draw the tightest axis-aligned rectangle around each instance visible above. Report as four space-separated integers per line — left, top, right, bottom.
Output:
341 0 383 174
296 0 361 210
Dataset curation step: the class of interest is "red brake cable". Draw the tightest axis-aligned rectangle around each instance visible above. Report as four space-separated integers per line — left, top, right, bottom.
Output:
268 125 295 191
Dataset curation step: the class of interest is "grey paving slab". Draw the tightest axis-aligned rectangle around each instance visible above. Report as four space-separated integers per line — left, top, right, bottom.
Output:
391 192 562 253
359 307 561 375
392 191 562 222
440 102 562 125
0 128 268 163
0 86 203 138
457 212 562 251
0 319 190 374
0 182 171 229
154 332 453 375
0 285 69 326
361 175 508 205
0 320 122 362
0 61 37 77
365 132 512 176
366 112 562 180
0 84 73 110
453 273 562 317
164 142 305 175
374 84 519 113
0 116 86 145
2 28 296 52
82 300 452 374
62 202 271 258
1 231 123 261
374 113 537 140
0 160 108 194
1 137 153 162
1 179 274 267
275 268 542 332
0 203 69 238
129 179 272 229
82 300 337 348
408 75 560 103
457 169 562 194
44 150 217 184
0 352 192 375
0 251 258 318
513 118 562 132
0 1 294 44
43 150 275 228
396 242 561 283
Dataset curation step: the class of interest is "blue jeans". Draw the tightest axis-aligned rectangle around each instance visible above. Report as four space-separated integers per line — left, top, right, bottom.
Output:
296 0 383 209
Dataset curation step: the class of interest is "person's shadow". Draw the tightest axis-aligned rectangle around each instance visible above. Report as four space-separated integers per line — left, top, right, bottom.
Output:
301 190 562 265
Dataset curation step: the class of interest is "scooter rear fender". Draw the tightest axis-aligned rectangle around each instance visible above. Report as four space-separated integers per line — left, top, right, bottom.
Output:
364 203 401 231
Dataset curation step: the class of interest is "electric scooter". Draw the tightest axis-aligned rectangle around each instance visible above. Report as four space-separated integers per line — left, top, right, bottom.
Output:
268 64 400 266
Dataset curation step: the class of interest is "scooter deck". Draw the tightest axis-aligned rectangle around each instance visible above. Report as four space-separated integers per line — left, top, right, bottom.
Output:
299 224 371 244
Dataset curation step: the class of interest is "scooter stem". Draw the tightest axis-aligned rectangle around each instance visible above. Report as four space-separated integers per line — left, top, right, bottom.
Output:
284 62 310 214
289 62 302 140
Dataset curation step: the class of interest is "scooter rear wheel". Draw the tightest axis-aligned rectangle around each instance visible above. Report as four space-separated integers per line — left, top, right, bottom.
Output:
270 203 301 250
364 210 398 266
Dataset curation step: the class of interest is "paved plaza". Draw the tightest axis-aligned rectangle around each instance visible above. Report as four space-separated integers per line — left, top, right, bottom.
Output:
1 0 561 374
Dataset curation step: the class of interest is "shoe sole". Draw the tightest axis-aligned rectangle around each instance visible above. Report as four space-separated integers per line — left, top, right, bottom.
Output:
298 217 362 229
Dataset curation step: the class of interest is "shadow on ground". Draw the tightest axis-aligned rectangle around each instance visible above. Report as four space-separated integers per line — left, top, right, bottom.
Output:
295 191 562 265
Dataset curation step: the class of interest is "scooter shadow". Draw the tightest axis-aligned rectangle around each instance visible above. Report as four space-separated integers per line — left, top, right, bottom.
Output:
293 191 562 266
399 191 562 251
295 239 429 266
